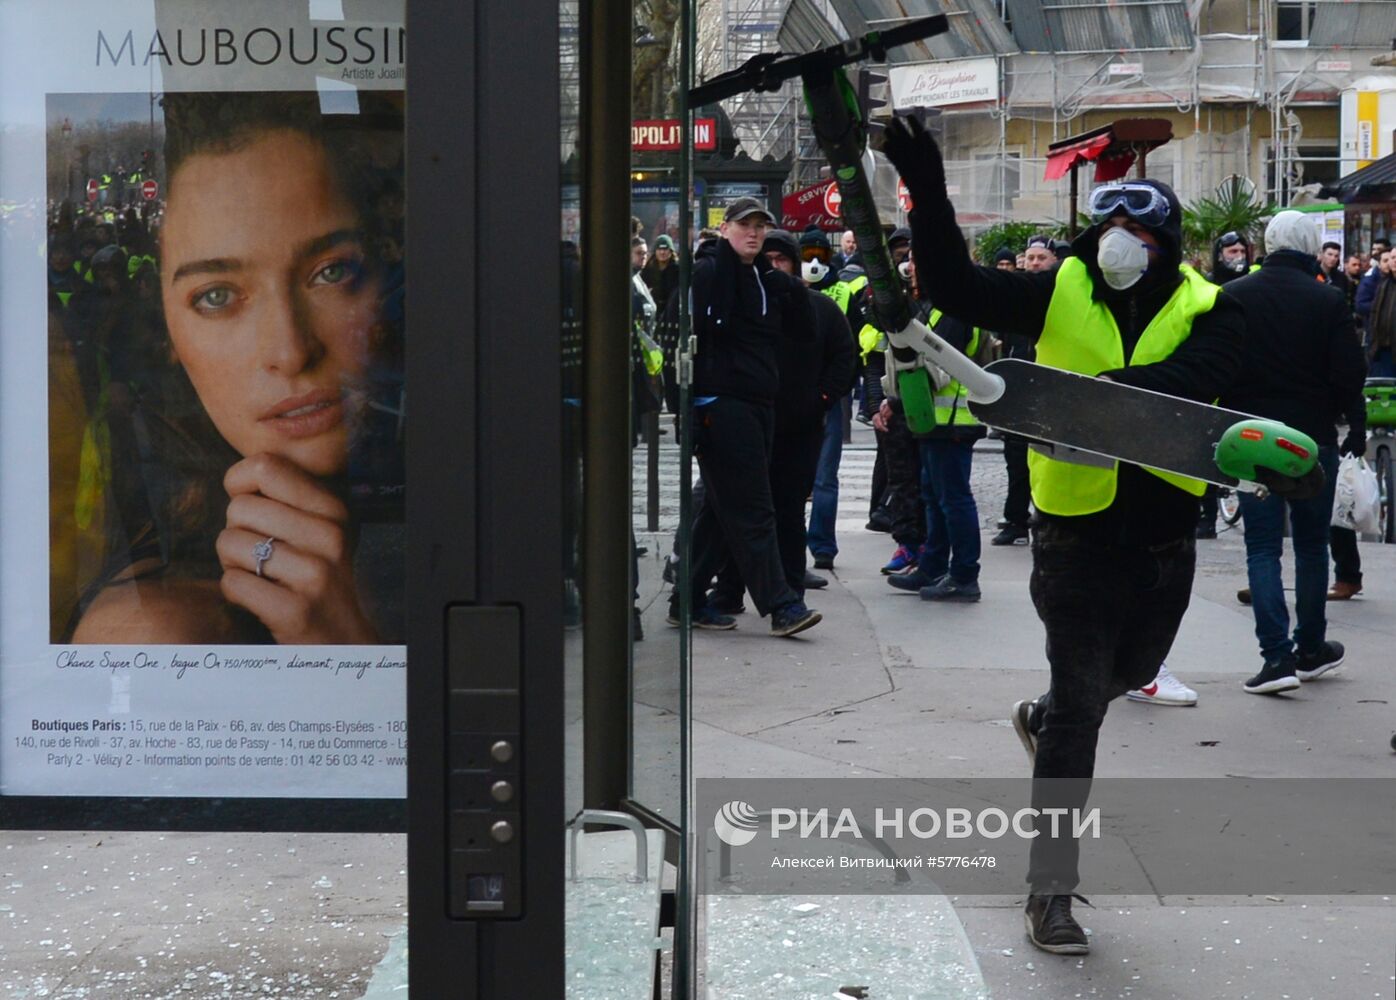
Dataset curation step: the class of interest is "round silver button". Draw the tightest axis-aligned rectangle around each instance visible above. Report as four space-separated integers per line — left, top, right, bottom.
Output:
490 820 515 844
490 780 515 803
489 740 514 763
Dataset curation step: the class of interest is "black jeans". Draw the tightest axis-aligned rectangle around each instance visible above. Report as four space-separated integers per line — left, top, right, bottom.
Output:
878 410 925 547
1002 434 1031 527
869 436 888 519
714 424 825 600
684 397 798 617
1330 525 1362 587
1026 520 1196 893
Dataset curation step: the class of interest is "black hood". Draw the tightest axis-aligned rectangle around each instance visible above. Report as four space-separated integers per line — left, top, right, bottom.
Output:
1209 232 1251 285
763 228 799 263
1070 178 1184 300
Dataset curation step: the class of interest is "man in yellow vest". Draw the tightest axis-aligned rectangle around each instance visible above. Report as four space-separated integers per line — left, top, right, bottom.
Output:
882 115 1245 956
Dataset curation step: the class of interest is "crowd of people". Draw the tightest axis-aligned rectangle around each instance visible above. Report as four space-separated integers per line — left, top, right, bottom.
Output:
631 117 1381 956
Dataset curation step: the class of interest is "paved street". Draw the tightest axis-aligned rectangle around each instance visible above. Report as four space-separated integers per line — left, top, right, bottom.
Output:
5 419 1394 998
632 418 1396 999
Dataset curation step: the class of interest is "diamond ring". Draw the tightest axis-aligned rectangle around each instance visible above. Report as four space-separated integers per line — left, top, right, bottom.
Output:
253 537 275 577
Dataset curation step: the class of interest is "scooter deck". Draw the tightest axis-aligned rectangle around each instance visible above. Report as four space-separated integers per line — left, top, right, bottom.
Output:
968 358 1252 489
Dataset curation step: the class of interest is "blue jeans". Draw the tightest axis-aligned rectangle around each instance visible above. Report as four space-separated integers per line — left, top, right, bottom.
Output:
1237 446 1339 662
807 400 845 558
916 438 981 584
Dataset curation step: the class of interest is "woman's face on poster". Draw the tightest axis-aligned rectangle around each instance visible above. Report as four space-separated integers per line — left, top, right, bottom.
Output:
160 129 378 478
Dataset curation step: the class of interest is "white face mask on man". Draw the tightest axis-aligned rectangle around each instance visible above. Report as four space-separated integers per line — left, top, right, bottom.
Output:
802 258 829 284
1096 226 1151 290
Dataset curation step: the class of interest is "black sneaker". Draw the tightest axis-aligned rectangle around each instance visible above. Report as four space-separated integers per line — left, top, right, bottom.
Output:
662 556 679 585
1296 640 1344 681
1024 893 1091 955
887 569 941 592
770 602 821 637
1242 655 1301 694
802 570 829 590
667 605 738 630
865 511 893 533
1195 524 1217 540
1011 699 1038 765
706 593 746 616
990 525 1028 546
919 577 981 602
812 553 835 570
632 607 644 641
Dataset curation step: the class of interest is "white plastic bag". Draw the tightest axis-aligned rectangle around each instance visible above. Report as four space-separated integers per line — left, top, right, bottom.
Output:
1331 455 1382 534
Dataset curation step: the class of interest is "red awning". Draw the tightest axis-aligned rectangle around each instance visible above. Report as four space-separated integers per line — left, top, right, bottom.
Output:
1044 119 1174 184
1043 133 1112 181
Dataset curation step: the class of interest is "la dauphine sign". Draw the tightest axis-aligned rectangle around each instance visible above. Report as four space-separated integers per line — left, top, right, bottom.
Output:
890 56 998 110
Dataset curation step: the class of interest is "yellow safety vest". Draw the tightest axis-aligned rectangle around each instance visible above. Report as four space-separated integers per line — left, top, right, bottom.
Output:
929 309 981 428
857 322 882 361
1029 257 1217 515
821 274 867 315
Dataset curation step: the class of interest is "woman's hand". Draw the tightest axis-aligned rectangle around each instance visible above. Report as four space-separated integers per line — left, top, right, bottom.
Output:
216 453 379 644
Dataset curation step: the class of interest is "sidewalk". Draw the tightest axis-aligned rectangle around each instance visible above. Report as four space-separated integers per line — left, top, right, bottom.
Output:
5 431 1394 997
685 508 1396 999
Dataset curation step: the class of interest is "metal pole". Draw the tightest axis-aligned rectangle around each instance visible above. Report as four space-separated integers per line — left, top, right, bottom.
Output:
646 411 660 532
581 0 632 812
1069 161 1079 238
676 0 696 989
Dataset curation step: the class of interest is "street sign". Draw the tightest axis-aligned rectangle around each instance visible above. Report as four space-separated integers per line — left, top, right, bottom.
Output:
85 178 98 203
823 182 842 218
141 179 158 201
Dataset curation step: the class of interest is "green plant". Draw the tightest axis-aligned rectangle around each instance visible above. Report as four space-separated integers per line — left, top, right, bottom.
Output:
972 220 1051 263
1181 177 1277 264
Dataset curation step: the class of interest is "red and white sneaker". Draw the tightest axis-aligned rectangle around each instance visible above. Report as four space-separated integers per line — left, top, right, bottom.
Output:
1125 662 1198 706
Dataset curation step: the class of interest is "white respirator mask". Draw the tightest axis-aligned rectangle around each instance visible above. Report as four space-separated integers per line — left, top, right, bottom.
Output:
802 258 829 283
898 260 913 281
1096 226 1151 291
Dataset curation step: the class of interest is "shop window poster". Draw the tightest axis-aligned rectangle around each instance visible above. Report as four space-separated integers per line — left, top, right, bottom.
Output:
1 0 407 798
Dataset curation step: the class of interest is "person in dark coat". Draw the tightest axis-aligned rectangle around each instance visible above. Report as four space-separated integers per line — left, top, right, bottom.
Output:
1219 211 1367 693
1364 249 1396 378
708 230 856 606
669 199 822 637
640 233 680 317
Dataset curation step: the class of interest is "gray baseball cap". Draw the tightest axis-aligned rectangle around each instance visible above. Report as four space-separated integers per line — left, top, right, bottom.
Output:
723 197 774 224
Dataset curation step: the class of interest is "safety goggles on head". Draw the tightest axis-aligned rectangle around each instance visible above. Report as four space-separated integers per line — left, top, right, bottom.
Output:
1216 231 1246 249
1087 183 1172 229
800 244 832 264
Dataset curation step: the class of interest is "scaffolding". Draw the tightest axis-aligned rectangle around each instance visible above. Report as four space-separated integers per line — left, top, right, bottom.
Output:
714 0 800 162
691 1 1391 225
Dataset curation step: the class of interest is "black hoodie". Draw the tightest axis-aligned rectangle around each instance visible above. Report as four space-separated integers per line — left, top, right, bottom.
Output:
907 178 1245 546
691 236 814 402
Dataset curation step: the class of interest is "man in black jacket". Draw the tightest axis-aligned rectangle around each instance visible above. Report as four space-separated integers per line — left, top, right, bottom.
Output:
880 115 1244 956
669 199 822 637
1219 211 1367 694
708 230 856 606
